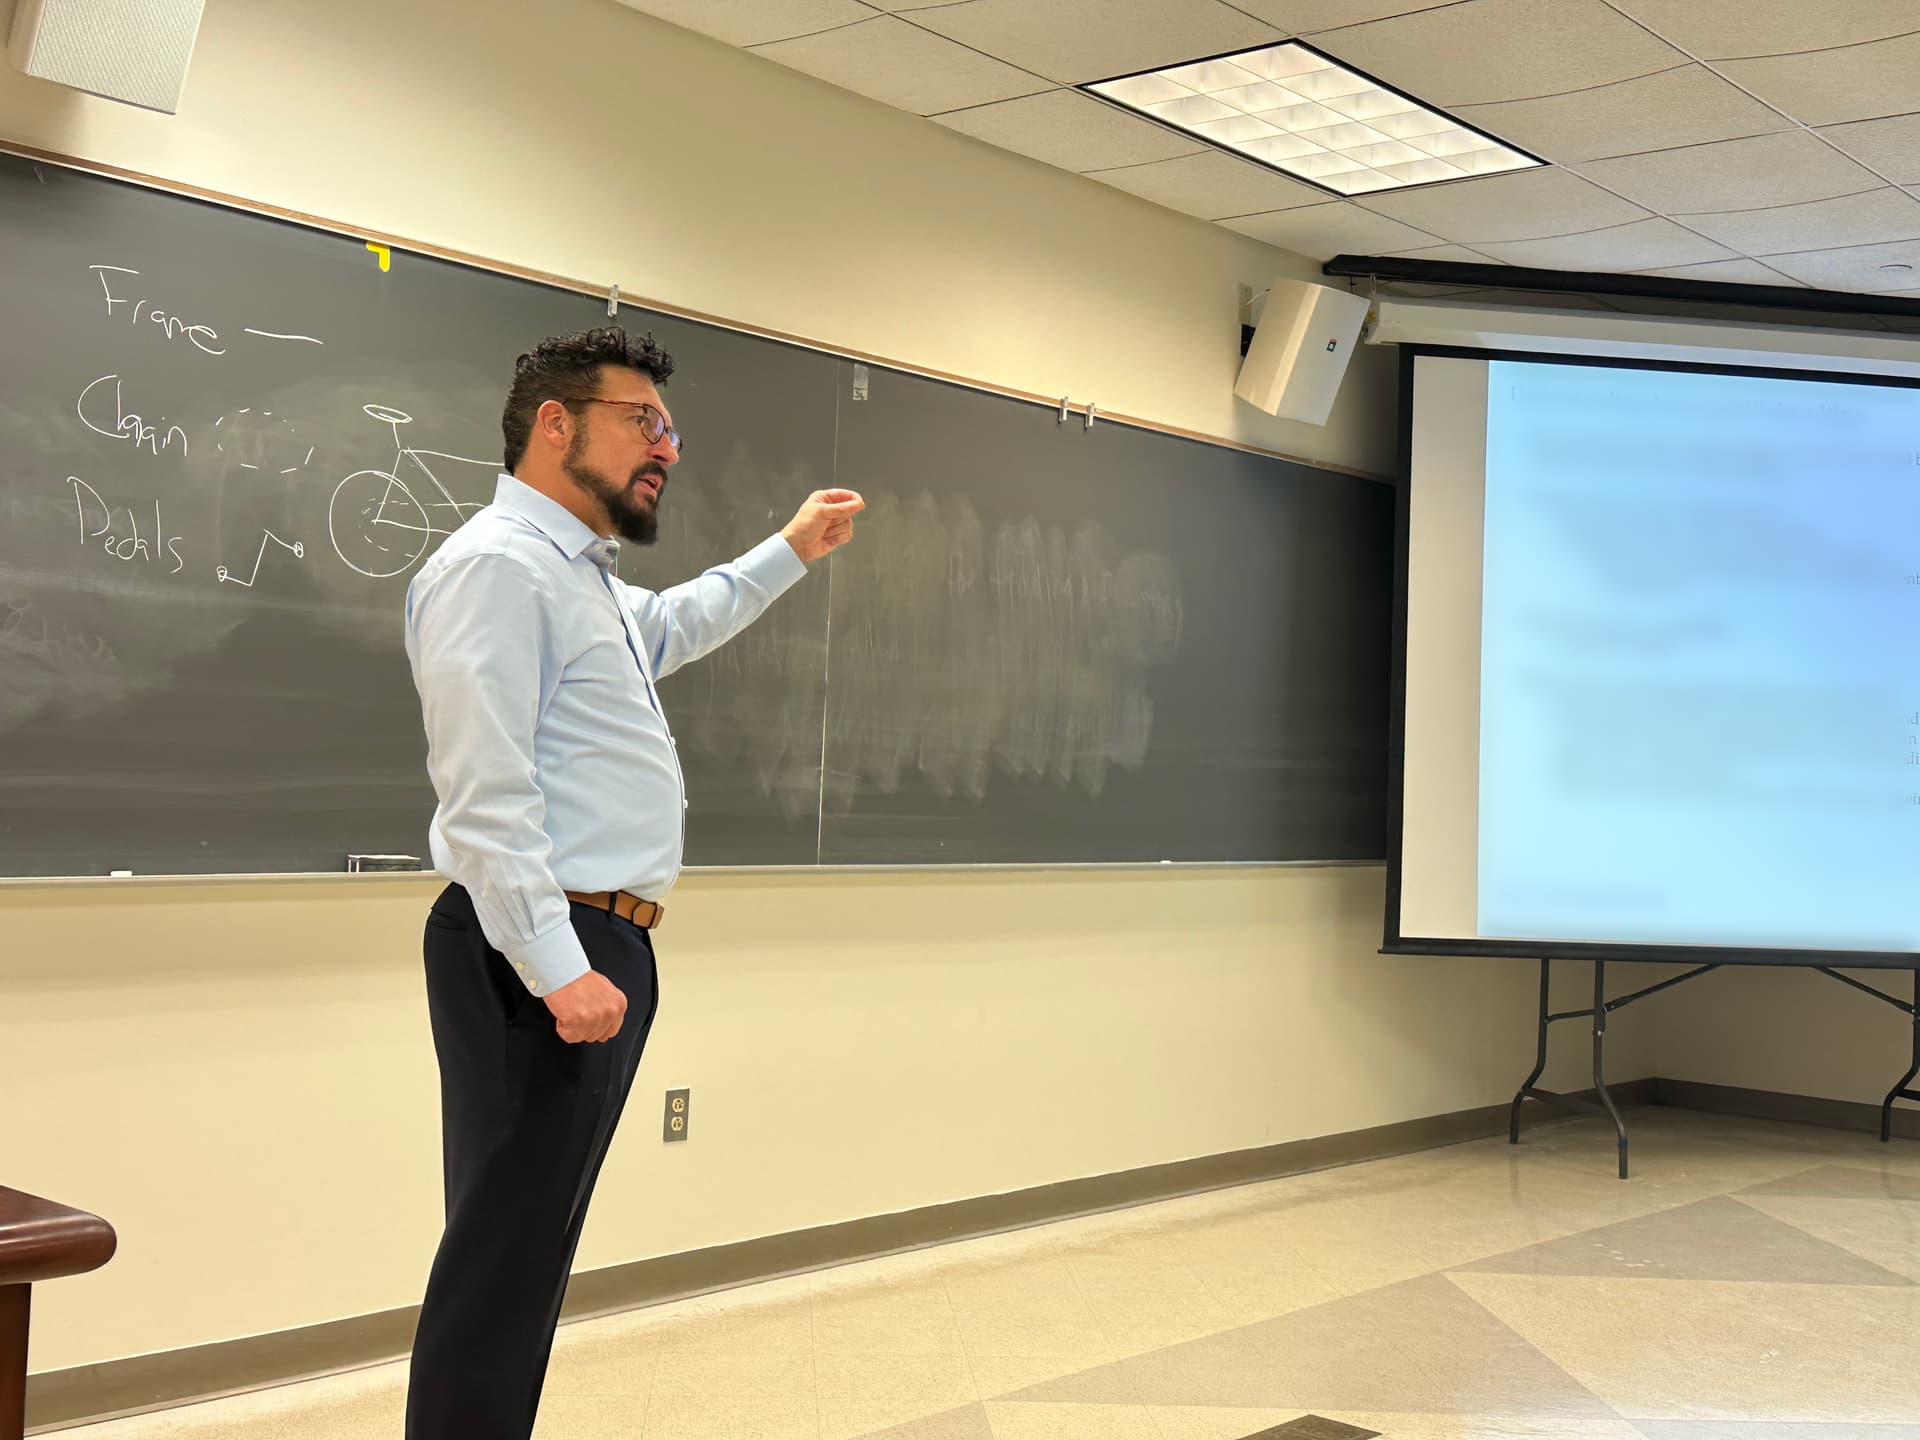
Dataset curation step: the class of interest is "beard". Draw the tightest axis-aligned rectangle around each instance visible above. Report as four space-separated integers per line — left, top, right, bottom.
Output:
564 436 667 545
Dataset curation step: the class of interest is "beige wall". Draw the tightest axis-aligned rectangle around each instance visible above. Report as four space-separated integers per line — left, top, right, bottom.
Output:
0 0 1396 478
5 869 1624 1373
1652 965 1918 1110
1 0 1628 1378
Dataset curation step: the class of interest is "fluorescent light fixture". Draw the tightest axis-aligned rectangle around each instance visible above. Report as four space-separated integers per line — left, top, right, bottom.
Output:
1084 42 1542 196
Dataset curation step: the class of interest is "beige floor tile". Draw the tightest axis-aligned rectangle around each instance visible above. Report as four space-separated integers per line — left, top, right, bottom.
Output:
1455 1195 1915 1286
546 1325 662 1398
1190 1263 1346 1324
653 1300 815 1356
1053 1229 1196 1267
61 1113 1920 1440
945 1287 1101 1323
813 1309 969 1359
1452 1272 1920 1422
1738 1163 1920 1202
980 1399 1162 1438
1151 1400 1644 1437
1300 1252 1457 1293
812 1283 968 1358
967 1354 1120 1399
1516 1118 1891 1192
642 1391 821 1440
951 1308 1116 1362
1737 1194 1920 1282
1164 1215 1316 1269
57 1365 408 1440
818 1394 988 1440
809 1277 957 1314
999 1290 1445 1413
1319 1412 1647 1438
942 1259 1084 1306
1632 1423 1920 1438
1061 1257 1209 1295
649 1351 816 1398
813 1352 977 1402
1144 1406 1320 1440
1077 1287 1241 1358
532 1393 647 1439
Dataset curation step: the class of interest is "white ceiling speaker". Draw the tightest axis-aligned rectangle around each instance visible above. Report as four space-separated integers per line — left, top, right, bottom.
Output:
1234 279 1372 426
9 0 206 114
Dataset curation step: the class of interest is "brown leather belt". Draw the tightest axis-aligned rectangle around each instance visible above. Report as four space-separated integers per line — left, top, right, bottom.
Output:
565 889 665 930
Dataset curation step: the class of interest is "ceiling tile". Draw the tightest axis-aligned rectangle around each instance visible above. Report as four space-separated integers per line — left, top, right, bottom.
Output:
1312 0 1688 107
610 0 879 47
1471 218 1736 270
1450 66 1789 164
1574 131 1884 214
1715 32 1920 128
1820 114 1920 186
1088 150 1324 220
902 0 1285 86
1220 0 1453 32
748 15 1050 115
1221 202 1443 258
1763 238 1920 293
1383 243 1502 263
934 89 1204 170
1603 0 1919 61
1677 188 1920 256
1637 258 1805 286
1359 166 1650 243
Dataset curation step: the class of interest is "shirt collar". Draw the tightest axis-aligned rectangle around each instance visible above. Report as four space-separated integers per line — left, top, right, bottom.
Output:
492 473 604 562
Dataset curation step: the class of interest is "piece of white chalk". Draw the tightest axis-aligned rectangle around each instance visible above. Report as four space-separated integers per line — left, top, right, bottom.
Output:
109 870 133 877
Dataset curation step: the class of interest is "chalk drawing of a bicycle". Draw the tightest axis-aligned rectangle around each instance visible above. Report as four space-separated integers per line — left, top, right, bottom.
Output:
327 405 497 578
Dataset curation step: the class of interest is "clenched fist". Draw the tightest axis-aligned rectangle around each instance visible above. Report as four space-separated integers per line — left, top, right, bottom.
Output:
543 969 627 1044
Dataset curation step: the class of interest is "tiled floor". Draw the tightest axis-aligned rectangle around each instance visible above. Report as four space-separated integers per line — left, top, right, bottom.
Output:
57 1110 1920 1439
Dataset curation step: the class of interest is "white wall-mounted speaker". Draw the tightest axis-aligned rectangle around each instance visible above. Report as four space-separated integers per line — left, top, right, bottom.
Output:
1233 278 1371 426
9 0 206 114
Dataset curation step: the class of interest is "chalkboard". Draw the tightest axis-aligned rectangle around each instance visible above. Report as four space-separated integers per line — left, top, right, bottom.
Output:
0 149 1391 877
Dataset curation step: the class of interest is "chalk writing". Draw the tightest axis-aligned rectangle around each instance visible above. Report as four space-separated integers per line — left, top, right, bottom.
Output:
88 265 225 355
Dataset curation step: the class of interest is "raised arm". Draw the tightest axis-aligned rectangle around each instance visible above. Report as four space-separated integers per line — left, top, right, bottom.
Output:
621 489 863 678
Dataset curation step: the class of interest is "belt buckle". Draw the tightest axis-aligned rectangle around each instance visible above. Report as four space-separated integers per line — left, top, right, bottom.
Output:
619 890 662 930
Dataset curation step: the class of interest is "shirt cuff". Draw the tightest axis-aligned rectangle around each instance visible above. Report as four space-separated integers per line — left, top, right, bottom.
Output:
505 919 592 998
752 532 812 591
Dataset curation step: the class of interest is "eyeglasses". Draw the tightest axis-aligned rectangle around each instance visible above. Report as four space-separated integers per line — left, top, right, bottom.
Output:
564 398 683 455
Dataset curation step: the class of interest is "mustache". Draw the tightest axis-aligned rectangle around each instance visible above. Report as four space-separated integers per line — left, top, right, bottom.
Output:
632 463 668 486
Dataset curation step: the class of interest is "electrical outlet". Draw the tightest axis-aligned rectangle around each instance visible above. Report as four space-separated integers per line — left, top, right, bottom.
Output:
663 1087 689 1143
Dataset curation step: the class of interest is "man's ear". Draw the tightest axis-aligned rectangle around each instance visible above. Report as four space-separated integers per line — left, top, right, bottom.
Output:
535 398 573 449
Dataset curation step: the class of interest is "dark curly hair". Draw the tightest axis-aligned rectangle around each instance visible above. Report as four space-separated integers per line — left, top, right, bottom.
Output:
502 326 676 469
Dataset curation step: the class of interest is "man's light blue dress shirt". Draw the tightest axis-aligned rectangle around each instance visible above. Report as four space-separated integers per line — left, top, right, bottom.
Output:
404 474 807 997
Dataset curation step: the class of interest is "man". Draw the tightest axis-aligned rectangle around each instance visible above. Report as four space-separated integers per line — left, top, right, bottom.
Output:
401 326 861 1439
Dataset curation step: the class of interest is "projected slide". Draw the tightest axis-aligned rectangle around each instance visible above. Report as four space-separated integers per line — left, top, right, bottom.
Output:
1478 360 1920 951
